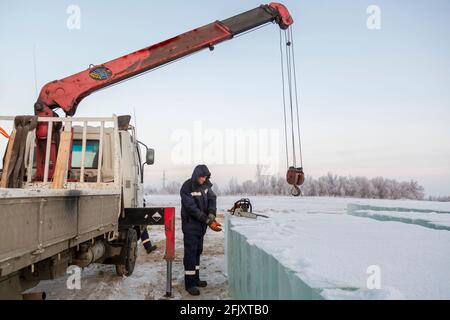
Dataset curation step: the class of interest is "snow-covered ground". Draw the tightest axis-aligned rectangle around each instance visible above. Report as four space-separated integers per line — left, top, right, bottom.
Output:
227 196 450 300
28 195 230 300
27 195 450 300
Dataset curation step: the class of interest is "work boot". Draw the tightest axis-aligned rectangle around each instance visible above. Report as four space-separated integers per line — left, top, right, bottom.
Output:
145 245 157 254
186 287 200 296
196 280 207 288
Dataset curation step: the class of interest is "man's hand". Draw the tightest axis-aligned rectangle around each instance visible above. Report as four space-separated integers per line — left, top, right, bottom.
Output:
209 220 222 232
205 213 222 232
206 214 216 225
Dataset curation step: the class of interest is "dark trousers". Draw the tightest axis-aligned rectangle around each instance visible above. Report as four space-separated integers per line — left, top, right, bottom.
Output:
140 228 153 250
183 232 204 289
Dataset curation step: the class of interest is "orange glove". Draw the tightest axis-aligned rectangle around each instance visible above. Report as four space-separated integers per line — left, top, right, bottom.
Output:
209 220 222 232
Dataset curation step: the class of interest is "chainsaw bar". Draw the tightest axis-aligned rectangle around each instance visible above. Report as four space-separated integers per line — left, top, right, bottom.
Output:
232 208 268 219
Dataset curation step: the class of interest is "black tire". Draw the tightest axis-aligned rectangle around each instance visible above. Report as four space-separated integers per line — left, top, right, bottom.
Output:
115 228 138 277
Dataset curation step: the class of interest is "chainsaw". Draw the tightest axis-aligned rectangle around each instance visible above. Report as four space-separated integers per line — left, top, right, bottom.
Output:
227 198 268 219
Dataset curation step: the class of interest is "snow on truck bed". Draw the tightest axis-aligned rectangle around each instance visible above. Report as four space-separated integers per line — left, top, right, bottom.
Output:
226 197 450 300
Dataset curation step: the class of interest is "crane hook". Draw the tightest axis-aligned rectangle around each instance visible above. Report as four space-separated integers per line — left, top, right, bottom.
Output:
286 166 304 196
279 27 305 197
290 185 302 197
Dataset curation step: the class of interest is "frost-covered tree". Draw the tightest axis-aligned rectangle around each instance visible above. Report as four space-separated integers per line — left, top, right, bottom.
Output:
428 195 450 202
226 177 243 195
163 181 181 195
145 169 426 200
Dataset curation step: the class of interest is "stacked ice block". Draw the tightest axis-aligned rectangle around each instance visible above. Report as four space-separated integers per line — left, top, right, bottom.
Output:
225 197 450 300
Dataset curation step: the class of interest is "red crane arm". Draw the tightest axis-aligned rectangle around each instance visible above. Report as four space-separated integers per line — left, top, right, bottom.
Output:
34 3 293 118
33 3 293 182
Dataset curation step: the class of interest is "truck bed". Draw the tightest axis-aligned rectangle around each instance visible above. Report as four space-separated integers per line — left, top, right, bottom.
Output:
0 188 120 278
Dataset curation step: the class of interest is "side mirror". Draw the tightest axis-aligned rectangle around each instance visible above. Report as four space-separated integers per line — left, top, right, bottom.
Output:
146 148 155 165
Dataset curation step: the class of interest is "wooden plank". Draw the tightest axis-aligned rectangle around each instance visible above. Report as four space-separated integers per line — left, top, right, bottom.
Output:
80 122 87 183
63 122 72 185
97 121 104 183
0 130 17 188
51 131 72 189
43 121 53 183
26 130 35 183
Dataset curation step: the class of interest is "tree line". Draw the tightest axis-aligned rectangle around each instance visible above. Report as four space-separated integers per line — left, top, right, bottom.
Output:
145 172 429 201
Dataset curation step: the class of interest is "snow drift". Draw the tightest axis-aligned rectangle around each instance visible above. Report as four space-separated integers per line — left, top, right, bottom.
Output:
225 197 450 299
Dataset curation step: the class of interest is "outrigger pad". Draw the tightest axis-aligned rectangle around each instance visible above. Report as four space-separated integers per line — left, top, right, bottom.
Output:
286 166 305 186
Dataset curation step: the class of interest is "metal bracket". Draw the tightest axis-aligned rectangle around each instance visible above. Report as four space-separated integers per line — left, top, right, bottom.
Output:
119 207 166 227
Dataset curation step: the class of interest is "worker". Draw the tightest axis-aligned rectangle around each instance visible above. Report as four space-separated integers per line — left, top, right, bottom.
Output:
180 164 222 296
139 199 157 254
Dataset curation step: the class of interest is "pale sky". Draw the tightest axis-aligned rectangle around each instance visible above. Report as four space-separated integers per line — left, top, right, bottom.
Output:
0 0 449 196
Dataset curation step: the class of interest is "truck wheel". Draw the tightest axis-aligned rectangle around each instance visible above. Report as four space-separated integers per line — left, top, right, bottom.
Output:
115 228 138 277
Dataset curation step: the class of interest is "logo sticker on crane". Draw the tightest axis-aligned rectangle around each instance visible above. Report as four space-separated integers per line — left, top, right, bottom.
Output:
89 66 112 81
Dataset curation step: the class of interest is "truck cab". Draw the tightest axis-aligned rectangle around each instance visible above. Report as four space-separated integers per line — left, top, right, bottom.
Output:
70 119 153 209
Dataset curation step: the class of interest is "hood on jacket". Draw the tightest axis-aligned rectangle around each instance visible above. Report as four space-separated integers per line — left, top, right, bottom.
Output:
191 164 212 188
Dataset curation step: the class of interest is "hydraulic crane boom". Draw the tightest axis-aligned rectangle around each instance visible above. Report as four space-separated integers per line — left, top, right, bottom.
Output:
32 3 294 181
34 3 293 118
